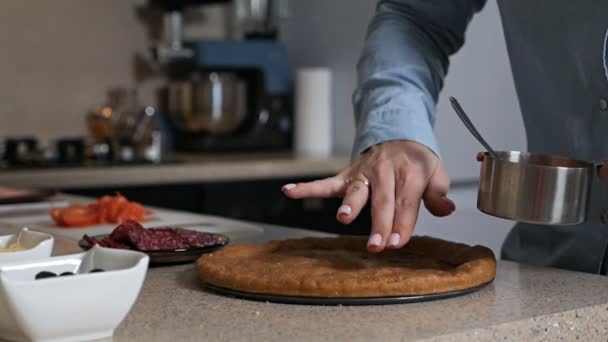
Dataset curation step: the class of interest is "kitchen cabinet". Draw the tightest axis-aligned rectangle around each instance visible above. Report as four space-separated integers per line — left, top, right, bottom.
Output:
66 177 373 236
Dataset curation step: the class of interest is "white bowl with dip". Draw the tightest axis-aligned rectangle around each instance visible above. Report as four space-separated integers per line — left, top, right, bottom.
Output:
0 245 149 342
0 228 53 265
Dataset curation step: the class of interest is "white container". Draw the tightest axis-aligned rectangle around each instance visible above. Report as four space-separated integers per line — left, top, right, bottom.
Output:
294 67 333 158
0 246 149 342
0 228 53 265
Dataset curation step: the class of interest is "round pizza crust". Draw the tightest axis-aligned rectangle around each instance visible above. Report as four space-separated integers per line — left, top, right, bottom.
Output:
196 235 496 298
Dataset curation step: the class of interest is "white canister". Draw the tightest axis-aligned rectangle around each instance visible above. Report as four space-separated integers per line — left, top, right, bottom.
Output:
294 68 332 158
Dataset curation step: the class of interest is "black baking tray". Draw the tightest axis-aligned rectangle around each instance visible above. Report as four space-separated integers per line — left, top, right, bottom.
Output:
202 281 491 306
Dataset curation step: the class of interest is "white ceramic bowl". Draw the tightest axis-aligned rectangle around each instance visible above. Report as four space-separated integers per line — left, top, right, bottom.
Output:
0 246 149 342
0 228 53 265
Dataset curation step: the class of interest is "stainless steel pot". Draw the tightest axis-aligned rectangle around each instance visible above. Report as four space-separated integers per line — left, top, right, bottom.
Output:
167 72 247 134
477 151 595 225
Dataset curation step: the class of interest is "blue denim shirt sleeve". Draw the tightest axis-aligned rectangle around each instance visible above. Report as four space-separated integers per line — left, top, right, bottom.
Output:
352 0 486 158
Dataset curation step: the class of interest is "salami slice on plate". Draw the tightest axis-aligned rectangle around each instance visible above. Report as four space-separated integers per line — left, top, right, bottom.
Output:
79 220 229 264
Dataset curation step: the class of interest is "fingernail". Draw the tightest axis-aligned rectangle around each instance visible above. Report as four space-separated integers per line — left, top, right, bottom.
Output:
367 233 382 247
337 205 352 217
282 184 296 191
443 197 456 212
387 233 400 247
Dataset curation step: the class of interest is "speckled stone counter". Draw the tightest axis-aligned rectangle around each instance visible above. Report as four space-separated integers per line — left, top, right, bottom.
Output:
1 211 607 341
106 225 608 342
0 153 349 189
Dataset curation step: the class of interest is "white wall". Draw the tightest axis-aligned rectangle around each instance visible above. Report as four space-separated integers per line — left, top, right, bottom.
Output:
0 1 226 145
282 0 527 181
0 0 526 183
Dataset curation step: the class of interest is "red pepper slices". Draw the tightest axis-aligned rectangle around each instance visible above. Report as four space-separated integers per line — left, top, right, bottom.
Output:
50 194 149 227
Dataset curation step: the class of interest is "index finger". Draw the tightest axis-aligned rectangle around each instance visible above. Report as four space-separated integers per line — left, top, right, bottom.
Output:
282 176 346 199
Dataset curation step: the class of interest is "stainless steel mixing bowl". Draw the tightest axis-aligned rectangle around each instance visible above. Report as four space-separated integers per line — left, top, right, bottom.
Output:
477 151 595 225
167 72 247 134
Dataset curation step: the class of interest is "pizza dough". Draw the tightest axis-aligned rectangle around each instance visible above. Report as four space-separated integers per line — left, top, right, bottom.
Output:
197 236 496 298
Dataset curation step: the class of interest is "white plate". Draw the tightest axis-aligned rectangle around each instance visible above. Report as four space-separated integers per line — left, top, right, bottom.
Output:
3 207 264 242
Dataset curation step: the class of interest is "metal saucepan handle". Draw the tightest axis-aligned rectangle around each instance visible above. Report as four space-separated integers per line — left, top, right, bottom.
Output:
593 160 608 181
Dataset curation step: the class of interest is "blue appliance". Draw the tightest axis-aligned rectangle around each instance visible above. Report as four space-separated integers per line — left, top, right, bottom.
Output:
149 0 293 152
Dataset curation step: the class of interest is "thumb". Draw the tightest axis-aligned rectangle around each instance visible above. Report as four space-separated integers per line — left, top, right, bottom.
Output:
422 164 455 217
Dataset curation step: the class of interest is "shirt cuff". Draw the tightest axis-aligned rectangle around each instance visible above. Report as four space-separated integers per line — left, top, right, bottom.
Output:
351 108 441 160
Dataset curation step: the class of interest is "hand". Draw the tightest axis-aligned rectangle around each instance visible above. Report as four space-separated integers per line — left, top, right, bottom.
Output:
282 140 455 252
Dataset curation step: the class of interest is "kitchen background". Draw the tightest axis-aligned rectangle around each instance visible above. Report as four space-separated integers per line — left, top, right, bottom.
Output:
0 0 526 255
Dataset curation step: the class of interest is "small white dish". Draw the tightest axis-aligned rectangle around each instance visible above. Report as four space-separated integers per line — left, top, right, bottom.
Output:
0 228 53 265
0 246 149 342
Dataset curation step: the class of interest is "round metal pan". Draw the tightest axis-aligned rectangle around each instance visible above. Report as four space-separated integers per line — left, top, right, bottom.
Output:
202 281 492 306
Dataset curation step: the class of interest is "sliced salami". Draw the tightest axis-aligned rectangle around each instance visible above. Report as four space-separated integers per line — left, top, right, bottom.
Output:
109 220 144 244
82 220 226 252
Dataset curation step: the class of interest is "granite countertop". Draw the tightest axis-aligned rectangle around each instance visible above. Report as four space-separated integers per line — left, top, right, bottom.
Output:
1 204 608 341
0 152 350 189
106 224 608 342
116 255 608 341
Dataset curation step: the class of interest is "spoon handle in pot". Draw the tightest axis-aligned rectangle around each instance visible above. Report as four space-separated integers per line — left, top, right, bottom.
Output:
449 96 499 160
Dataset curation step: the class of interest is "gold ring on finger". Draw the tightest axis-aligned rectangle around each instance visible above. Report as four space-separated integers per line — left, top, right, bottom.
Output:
345 176 370 187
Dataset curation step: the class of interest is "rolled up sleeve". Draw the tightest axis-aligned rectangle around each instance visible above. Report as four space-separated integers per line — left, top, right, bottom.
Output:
352 0 486 158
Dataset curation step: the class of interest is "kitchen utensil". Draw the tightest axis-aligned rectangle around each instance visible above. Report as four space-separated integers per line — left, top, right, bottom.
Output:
477 151 595 225
449 96 499 159
78 232 229 265
203 281 491 306
449 96 597 225
133 106 156 144
86 107 114 145
14 229 23 246
0 246 148 341
167 72 247 134
0 228 54 265
4 137 40 166
56 137 86 164
0 186 56 205
233 0 289 38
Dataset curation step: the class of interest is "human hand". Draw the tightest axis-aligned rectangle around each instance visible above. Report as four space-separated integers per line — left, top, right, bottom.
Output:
282 140 455 252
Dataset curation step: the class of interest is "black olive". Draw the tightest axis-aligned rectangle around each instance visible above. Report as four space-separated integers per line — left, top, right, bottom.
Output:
59 272 75 276
89 268 105 273
35 271 57 280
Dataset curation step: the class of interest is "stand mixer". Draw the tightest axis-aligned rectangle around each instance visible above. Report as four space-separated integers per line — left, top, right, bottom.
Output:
146 0 293 153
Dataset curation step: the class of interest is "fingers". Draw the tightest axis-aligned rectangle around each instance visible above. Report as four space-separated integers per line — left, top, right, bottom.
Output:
367 162 395 253
282 140 453 255
336 179 370 224
422 165 455 217
389 169 426 249
281 176 345 199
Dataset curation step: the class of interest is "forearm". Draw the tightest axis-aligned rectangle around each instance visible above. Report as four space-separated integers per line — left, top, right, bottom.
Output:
352 0 486 158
